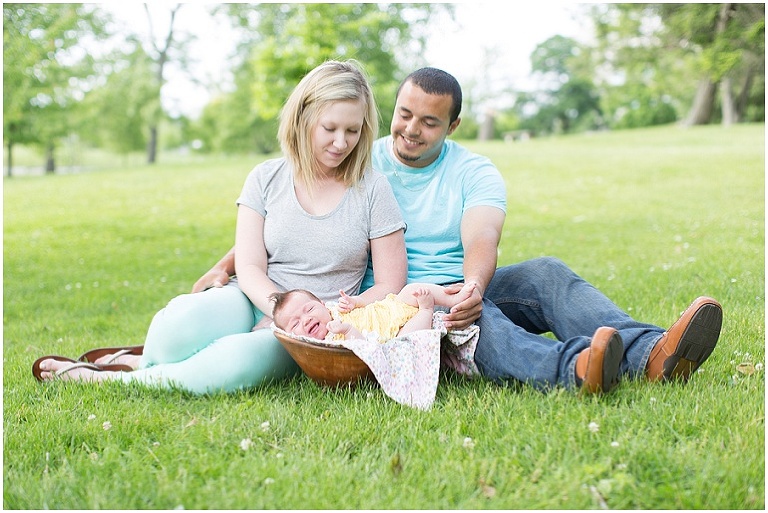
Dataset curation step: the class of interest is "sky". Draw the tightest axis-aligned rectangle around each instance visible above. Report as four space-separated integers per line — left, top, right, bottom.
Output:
104 2 589 119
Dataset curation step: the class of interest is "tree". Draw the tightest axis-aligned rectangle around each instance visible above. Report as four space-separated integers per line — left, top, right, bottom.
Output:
515 35 602 135
141 3 188 164
204 3 447 154
3 3 108 175
660 3 765 125
78 45 158 156
590 3 764 127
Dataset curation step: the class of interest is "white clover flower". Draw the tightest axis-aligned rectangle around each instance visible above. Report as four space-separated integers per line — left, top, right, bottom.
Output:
87 414 96 421
263 478 275 485
463 437 475 449
756 363 764 372
650 397 657 404
260 421 270 432
240 438 254 451
588 422 599 433
611 441 620 448
102 421 112 430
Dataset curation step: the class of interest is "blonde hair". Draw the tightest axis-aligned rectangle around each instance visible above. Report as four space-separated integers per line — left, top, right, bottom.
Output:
278 60 378 191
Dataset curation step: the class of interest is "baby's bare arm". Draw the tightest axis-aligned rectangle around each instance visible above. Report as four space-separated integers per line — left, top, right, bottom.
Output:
397 282 475 309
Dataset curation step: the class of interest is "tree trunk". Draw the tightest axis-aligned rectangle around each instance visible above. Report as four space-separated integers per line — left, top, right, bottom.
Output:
143 4 180 165
6 140 12 178
721 77 738 125
717 4 738 126
479 110 495 141
683 79 718 126
147 125 158 164
45 143 55 174
735 65 755 121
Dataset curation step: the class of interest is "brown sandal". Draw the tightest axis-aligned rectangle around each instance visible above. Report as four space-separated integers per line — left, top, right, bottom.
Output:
77 345 144 365
32 355 130 382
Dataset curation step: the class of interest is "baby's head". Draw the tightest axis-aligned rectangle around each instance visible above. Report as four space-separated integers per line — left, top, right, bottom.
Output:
270 289 332 339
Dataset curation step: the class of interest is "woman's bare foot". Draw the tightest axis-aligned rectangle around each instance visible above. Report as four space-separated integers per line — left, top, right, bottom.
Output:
93 352 141 369
38 358 114 383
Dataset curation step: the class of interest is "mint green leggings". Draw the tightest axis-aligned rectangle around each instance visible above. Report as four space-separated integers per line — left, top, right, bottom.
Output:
117 282 300 394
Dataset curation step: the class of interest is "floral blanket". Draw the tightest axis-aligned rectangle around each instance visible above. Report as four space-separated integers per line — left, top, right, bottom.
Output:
273 311 479 410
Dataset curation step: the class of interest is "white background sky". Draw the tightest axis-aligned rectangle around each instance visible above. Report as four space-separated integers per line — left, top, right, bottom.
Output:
104 2 589 119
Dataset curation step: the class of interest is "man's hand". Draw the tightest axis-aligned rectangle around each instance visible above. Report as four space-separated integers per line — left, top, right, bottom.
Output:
191 269 231 293
442 282 483 330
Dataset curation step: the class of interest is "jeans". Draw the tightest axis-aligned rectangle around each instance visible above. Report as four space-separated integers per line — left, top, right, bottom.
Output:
474 257 662 391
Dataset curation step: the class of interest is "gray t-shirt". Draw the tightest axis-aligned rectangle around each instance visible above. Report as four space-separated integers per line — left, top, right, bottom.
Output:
236 158 405 302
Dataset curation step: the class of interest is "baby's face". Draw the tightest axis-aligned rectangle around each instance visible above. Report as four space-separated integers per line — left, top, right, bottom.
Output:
276 293 332 339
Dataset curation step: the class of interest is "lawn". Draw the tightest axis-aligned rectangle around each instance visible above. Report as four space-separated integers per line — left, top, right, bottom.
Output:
3 124 764 509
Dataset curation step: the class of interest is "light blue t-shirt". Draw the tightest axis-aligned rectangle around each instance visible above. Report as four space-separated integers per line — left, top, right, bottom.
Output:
361 136 507 289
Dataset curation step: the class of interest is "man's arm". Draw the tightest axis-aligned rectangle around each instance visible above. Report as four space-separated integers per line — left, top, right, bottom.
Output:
191 245 236 293
443 205 505 329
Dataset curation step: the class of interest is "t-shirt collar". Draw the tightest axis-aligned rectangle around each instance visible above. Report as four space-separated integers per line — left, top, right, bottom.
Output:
386 136 447 188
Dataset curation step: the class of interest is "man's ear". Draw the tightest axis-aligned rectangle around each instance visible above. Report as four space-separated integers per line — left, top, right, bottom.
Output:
447 117 461 136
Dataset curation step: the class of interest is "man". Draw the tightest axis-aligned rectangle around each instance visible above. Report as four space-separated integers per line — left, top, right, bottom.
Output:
194 67 722 395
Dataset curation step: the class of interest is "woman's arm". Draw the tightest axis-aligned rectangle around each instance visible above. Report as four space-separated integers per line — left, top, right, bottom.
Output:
354 229 407 306
234 205 280 319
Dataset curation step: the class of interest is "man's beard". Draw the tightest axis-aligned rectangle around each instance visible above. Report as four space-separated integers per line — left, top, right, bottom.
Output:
395 148 420 163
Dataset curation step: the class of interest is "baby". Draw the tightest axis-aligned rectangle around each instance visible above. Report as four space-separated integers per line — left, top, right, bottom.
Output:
270 282 476 341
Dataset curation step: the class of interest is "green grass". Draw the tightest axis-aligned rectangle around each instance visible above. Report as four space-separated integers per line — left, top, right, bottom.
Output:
4 124 764 509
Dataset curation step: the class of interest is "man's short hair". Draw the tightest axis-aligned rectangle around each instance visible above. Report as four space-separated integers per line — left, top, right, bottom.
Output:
398 67 462 123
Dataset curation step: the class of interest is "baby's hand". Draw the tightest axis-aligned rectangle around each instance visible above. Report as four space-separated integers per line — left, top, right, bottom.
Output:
337 290 357 313
327 319 351 335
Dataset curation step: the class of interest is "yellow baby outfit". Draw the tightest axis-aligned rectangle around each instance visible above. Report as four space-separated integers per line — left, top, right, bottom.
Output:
331 294 418 342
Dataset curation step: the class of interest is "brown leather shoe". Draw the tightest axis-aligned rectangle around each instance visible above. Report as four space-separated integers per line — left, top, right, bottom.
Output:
575 327 623 394
646 297 723 382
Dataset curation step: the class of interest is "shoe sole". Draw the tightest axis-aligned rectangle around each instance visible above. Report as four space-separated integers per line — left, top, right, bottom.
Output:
601 331 623 393
78 345 144 364
663 302 723 380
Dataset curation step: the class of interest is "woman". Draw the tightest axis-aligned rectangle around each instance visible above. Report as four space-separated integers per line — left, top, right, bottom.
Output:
34 60 407 392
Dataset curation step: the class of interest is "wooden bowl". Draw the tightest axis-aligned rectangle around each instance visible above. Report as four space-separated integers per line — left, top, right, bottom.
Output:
274 331 375 387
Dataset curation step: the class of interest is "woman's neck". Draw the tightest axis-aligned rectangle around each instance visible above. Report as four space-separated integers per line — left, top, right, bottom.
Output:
294 172 347 216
